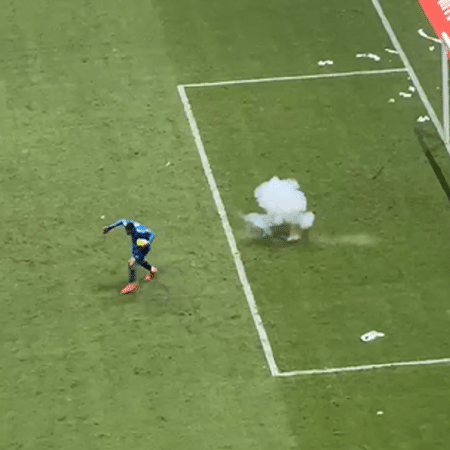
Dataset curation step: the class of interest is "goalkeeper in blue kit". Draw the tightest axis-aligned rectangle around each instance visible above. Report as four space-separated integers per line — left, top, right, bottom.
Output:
102 219 158 294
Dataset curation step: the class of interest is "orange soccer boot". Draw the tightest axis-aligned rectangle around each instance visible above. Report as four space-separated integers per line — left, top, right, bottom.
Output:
144 266 158 282
121 283 139 294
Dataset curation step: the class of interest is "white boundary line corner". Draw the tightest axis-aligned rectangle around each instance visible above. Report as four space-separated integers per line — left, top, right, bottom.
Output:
177 84 280 377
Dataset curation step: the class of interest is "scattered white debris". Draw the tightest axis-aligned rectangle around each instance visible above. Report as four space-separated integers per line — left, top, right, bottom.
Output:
377 411 384 416
166 162 171 166
318 60 334 66
417 115 431 123
408 86 416 93
356 53 381 61
360 330 385 342
418 28 441 43
429 45 435 51
385 48 398 54
388 98 395 103
101 215 105 219
399 92 412 98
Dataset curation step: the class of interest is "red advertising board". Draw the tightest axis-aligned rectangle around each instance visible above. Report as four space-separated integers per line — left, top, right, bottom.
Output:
418 0 450 38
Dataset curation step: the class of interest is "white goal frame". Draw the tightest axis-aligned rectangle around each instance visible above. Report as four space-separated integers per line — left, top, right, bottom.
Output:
417 0 450 153
442 31 450 149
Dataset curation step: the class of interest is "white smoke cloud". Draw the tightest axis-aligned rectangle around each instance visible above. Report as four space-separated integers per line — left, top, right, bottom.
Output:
244 176 315 240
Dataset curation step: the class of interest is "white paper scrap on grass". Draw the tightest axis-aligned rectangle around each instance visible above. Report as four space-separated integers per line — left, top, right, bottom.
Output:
417 115 431 122
430 45 435 51
388 98 395 103
318 60 334 66
360 330 385 342
385 48 398 54
408 86 416 92
399 92 412 98
418 28 441 43
356 53 381 61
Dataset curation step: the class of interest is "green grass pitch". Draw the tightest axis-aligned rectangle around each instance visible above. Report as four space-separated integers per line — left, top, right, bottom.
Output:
1 0 450 449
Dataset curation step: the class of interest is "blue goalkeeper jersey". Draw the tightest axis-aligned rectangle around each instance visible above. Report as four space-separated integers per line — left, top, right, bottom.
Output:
108 219 155 255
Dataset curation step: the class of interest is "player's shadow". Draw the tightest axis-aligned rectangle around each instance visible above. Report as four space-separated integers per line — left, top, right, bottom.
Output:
97 267 171 309
415 123 450 204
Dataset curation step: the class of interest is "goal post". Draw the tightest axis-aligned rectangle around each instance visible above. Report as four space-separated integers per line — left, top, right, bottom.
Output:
418 0 450 151
442 31 450 146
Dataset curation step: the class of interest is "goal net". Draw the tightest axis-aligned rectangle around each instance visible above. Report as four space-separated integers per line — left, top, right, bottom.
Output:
418 0 450 151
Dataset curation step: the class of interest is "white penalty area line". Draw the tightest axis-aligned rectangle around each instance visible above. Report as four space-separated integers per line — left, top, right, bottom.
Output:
181 68 408 89
370 0 446 145
278 357 450 377
177 85 280 377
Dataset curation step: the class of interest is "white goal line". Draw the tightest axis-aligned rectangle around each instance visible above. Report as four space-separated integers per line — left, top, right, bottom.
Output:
180 67 408 89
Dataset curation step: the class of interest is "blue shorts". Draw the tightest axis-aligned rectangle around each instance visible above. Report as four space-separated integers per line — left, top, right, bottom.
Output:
132 246 150 262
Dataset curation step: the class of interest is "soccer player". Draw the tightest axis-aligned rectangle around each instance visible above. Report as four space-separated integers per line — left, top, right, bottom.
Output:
102 219 158 294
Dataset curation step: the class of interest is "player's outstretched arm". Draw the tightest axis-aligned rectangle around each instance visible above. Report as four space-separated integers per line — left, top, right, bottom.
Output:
102 219 127 234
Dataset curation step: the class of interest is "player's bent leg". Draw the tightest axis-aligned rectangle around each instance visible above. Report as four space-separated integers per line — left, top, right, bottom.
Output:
128 259 137 282
121 257 139 294
144 266 158 282
138 260 158 282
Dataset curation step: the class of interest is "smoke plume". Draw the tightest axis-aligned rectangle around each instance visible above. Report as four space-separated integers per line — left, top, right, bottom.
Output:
244 176 314 239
